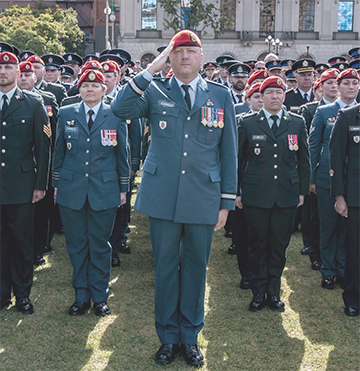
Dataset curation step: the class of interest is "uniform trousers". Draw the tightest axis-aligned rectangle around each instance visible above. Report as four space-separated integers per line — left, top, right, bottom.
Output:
316 186 346 278
233 206 250 280
59 202 117 303
309 192 321 263
342 207 360 308
1 203 35 302
243 203 297 297
149 217 214 345
301 195 311 247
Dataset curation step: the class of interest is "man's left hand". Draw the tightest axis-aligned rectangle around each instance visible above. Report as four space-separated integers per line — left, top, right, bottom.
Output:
297 195 304 207
119 192 127 207
214 209 229 231
32 190 45 203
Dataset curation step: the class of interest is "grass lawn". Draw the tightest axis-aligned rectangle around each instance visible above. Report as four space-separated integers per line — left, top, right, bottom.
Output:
1 183 359 370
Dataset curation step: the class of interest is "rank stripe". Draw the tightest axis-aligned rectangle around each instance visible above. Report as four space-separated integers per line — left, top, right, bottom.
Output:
221 193 236 200
129 78 144 96
43 123 51 138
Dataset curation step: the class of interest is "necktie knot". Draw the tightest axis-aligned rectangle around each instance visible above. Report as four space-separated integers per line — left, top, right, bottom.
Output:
237 94 243 103
88 109 94 130
181 85 191 109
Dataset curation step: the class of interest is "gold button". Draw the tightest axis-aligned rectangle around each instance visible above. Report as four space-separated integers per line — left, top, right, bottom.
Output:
163 111 166 115
2 135 5 140
274 154 277 158
85 173 89 177
2 122 6 126
274 175 278 179
187 117 191 121
273 143 277 147
274 165 278 169
185 134 189 138
85 162 89 165
183 152 188 156
1 149 5 153
1 162 5 166
181 170 186 174
86 150 89 153
87 138 90 142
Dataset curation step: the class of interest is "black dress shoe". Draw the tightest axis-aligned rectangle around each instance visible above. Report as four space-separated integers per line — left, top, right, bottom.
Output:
301 246 310 255
227 243 236 255
224 230 233 238
68 301 91 316
183 344 204 366
239 277 251 290
344 306 359 317
321 276 335 289
119 243 130 254
249 294 265 312
111 253 121 267
94 302 111 316
34 255 46 266
155 344 177 364
311 260 321 270
267 295 285 312
16 298 34 314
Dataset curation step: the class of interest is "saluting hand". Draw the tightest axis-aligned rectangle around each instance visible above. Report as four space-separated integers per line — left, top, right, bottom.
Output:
146 42 174 76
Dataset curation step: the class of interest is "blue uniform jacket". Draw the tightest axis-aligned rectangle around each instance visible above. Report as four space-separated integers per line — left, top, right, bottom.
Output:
309 101 340 189
52 102 130 211
111 72 237 225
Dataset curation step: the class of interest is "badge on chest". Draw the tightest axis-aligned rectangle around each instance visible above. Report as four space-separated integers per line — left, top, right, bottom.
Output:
101 130 117 146
288 135 299 151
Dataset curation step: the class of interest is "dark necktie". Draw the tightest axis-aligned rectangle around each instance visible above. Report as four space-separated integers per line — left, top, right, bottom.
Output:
181 85 191 110
270 115 278 135
304 92 308 101
2 95 8 115
236 94 243 103
87 109 94 130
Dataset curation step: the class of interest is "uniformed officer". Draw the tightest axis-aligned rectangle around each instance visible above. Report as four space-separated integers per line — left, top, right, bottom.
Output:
17 60 59 266
285 70 298 90
284 59 316 113
60 65 75 91
238 76 310 312
52 69 129 317
214 55 235 87
41 54 65 84
100 59 122 97
111 30 237 366
310 68 359 289
315 63 330 79
107 49 131 86
329 103 360 317
62 52 83 84
227 62 251 104
202 62 217 80
0 51 50 313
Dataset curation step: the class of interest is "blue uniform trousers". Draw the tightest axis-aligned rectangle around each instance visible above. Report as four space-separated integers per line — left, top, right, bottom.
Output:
59 202 117 303
316 186 346 278
149 217 214 345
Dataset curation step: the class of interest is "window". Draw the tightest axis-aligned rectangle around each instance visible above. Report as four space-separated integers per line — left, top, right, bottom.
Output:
299 0 315 31
338 1 354 31
259 0 276 37
181 0 192 29
221 0 236 31
141 0 157 30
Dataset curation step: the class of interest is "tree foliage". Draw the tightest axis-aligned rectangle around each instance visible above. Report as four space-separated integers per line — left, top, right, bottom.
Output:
0 3 85 55
158 0 233 35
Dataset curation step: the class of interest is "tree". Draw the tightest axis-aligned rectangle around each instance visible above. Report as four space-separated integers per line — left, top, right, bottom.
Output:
158 0 233 36
0 4 85 56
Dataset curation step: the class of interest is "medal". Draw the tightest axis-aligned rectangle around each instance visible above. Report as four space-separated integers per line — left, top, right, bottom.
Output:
46 105 53 117
112 139 117 146
206 99 214 107
212 108 218 127
159 121 167 130
218 109 224 128
288 135 298 151
201 107 208 126
206 107 213 127
101 129 117 146
67 120 75 127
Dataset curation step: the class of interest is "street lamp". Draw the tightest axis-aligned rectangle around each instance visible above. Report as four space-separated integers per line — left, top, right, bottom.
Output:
265 35 283 56
265 35 273 53
110 14 116 49
104 1 111 49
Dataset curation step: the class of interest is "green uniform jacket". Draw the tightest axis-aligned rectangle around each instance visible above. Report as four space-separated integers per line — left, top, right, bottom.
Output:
37 80 67 106
284 87 315 113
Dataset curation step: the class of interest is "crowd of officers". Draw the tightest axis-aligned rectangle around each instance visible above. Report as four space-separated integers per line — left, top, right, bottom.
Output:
0 40 359 320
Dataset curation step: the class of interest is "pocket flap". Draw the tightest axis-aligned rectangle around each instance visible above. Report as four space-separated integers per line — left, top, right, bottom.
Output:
102 171 118 183
290 173 299 184
242 173 259 185
59 168 73 181
64 131 79 140
21 160 34 172
209 169 221 182
143 159 157 175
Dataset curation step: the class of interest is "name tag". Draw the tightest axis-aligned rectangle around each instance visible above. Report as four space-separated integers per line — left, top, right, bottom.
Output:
65 127 78 132
159 100 175 108
349 126 360 131
252 135 266 140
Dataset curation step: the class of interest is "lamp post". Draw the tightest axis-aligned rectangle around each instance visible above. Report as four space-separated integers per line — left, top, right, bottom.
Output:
265 35 283 56
265 35 273 53
110 14 116 48
104 1 111 49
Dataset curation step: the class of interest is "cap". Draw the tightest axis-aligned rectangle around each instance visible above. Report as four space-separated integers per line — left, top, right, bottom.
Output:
41 54 65 70
203 62 217 70
19 61 34 72
328 56 347 65
227 62 251 77
19 51 35 62
99 54 124 68
280 59 295 70
100 49 110 56
313 79 321 91
216 55 235 66
78 69 105 88
27 55 45 65
348 47 360 59
171 30 201 49
292 59 316 73
247 70 269 85
0 42 15 54
81 60 103 74
101 60 119 73
285 69 296 80
331 62 348 71
259 76 285 93
349 59 360 70
63 53 83 66
315 63 329 73
157 46 167 54
0 51 18 64
108 49 131 64
266 60 282 71
244 60 257 68
246 82 262 99
84 54 99 63
128 60 135 68
60 65 75 77
336 68 360 82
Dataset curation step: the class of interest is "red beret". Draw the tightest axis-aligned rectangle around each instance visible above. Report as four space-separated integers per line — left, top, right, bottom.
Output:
81 60 103 74
320 68 340 83
101 60 119 73
78 69 105 88
336 68 360 82
27 55 44 65
248 70 269 86
19 61 34 73
0 51 18 64
259 76 285 93
313 79 321 91
171 30 201 49
246 82 262 99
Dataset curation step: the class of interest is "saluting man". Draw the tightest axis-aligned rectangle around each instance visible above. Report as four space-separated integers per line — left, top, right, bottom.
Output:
52 69 130 317
238 76 310 313
111 30 237 366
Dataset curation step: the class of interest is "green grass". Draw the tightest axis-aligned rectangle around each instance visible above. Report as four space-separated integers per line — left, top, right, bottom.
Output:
1 184 359 370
